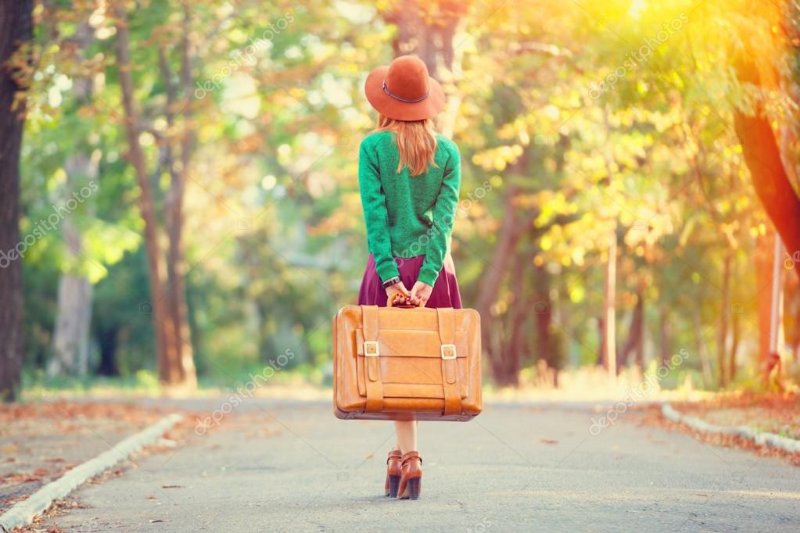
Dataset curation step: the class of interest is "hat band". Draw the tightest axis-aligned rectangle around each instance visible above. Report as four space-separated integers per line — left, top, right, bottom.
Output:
382 80 428 103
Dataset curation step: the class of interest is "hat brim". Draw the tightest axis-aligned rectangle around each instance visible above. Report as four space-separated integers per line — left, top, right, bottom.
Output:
364 65 445 121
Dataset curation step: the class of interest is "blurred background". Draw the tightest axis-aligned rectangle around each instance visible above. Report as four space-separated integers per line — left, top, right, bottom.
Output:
1 0 799 401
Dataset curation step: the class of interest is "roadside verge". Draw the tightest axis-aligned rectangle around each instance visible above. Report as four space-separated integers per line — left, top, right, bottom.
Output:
662 403 800 455
0 413 182 532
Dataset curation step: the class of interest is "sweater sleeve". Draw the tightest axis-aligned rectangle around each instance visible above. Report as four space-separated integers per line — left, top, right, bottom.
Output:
418 143 461 286
358 139 400 283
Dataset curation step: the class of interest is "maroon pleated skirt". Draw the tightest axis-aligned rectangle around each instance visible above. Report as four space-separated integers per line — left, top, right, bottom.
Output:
357 253 463 309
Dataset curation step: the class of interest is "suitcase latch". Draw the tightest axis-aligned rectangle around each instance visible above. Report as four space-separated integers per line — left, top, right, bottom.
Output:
440 344 457 360
363 340 380 357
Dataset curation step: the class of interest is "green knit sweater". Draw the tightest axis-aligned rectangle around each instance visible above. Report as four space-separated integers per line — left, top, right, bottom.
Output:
358 130 461 287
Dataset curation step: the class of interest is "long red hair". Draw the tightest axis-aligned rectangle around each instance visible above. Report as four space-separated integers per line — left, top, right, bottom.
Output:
375 115 438 176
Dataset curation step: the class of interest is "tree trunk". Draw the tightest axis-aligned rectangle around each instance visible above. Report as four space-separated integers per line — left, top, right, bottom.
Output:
0 0 33 402
503 253 529 388
659 307 670 368
601 227 617 376
596 316 605 366
755 233 774 381
165 157 195 386
175 6 197 385
694 307 713 387
728 252 740 382
385 1 464 77
634 295 645 370
533 262 559 385
733 57 800 283
49 241 93 377
729 292 740 383
619 292 644 371
49 23 96 379
784 266 800 361
475 185 530 386
96 324 119 377
383 1 466 136
113 5 194 387
717 252 732 388
159 6 197 387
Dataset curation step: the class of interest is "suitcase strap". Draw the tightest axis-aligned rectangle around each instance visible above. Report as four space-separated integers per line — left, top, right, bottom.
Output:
363 305 384 412
437 308 462 416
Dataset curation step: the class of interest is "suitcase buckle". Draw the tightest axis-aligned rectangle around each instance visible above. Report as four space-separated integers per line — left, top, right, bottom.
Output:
363 340 380 357
440 344 457 360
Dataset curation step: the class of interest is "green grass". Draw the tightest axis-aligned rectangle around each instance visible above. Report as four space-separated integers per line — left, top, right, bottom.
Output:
196 362 326 390
21 368 162 399
20 365 326 400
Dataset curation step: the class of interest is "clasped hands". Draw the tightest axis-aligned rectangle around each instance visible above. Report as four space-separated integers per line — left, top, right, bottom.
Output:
386 280 432 307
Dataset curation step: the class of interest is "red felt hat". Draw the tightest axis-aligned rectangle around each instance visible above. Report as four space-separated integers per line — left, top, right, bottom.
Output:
364 55 445 121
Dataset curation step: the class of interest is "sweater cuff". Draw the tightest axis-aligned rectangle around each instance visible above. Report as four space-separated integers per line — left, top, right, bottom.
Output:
417 266 440 287
376 260 401 285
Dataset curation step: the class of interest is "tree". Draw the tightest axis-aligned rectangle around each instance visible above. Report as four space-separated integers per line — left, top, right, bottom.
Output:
382 0 467 136
11 0 795 392
726 0 800 382
0 0 33 402
733 71 800 280
112 1 196 387
48 22 96 378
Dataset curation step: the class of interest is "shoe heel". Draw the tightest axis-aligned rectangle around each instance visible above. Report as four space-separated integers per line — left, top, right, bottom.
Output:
386 475 400 497
406 477 421 500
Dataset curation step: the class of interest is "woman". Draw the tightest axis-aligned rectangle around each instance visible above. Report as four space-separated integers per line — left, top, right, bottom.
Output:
357 54 463 500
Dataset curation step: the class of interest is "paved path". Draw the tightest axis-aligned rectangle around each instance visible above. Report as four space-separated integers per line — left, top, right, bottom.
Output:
42 399 799 532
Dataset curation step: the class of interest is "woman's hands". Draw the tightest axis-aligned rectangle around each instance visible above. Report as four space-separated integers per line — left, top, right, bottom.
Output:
385 281 411 307
408 281 433 307
385 279 433 307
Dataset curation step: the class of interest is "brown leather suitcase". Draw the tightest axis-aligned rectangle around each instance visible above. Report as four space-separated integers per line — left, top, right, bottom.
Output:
332 304 482 421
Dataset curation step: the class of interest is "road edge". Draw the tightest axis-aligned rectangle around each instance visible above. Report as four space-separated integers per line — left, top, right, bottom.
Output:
0 413 183 532
661 403 800 454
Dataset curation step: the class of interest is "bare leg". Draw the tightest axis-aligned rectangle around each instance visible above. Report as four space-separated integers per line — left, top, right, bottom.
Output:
394 420 418 454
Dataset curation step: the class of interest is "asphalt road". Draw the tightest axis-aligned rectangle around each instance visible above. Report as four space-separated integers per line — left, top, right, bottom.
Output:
41 398 800 532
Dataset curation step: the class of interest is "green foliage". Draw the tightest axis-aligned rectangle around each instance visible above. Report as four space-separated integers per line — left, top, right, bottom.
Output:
17 0 800 389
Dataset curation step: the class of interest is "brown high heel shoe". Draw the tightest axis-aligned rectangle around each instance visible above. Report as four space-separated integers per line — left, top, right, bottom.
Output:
385 449 402 497
397 451 422 500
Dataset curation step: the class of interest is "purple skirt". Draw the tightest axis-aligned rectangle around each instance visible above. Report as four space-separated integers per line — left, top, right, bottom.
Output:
357 253 463 309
